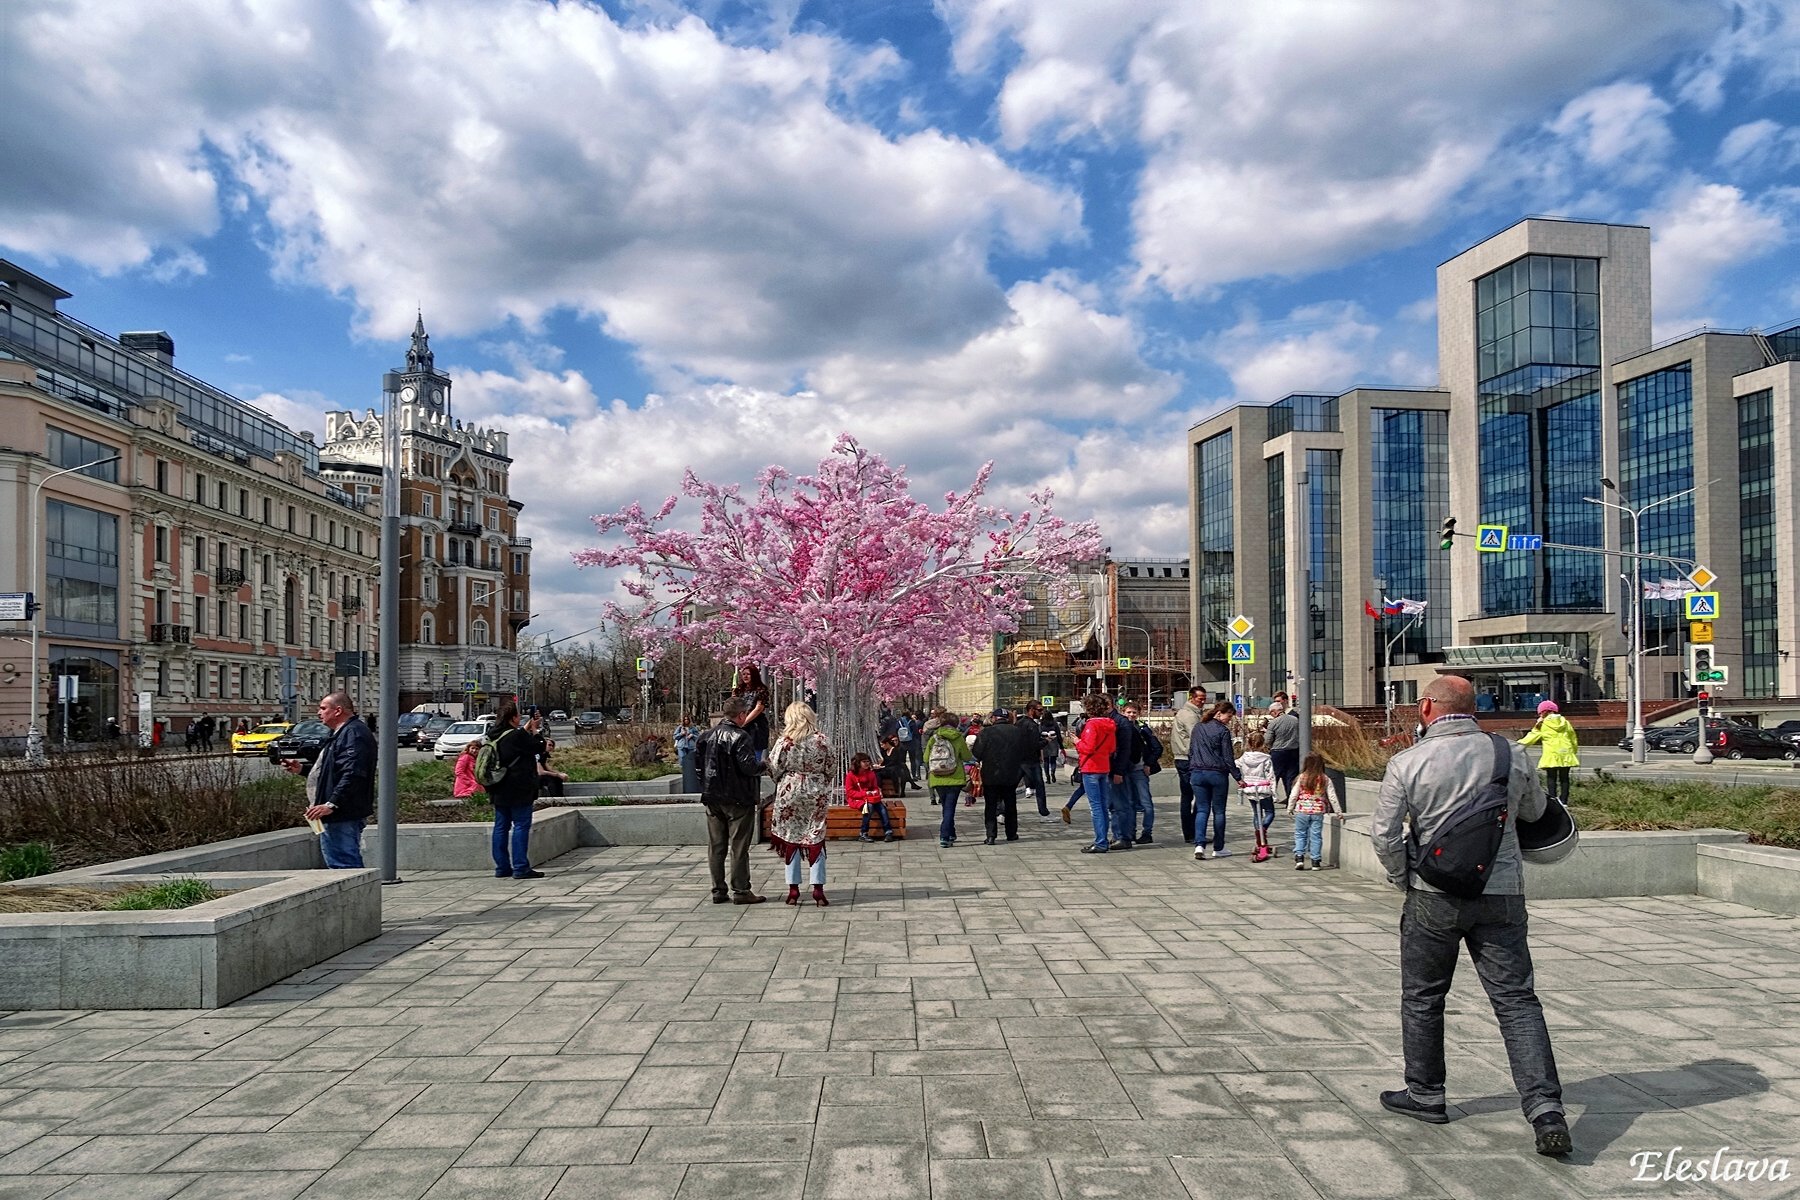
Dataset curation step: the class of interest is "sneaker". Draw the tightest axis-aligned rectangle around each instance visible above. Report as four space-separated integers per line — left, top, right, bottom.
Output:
1311 859 1323 871
1297 861 1309 870
1211 848 1231 858
1137 834 1153 845
939 839 954 848
1193 845 1205 860
1294 853 1305 864
1379 1089 1449 1125
513 869 545 880
1080 843 1108 854
884 832 896 842
858 834 872 842
1532 1113 1573 1157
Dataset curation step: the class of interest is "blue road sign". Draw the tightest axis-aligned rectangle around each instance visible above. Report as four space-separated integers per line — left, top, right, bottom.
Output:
1685 591 1719 620
1227 640 1255 664
1477 524 1507 552
1507 533 1543 550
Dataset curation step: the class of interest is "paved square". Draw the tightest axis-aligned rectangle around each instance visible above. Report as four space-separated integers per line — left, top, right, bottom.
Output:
2 799 1797 1199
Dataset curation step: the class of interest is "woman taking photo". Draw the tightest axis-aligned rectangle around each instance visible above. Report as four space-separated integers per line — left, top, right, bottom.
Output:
768 701 835 906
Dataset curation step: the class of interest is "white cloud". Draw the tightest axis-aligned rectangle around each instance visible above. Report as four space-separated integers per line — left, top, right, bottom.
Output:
939 0 1722 296
1676 0 1800 110
1205 302 1435 405
1716 119 1800 174
1643 178 1791 329
1546 82 1674 182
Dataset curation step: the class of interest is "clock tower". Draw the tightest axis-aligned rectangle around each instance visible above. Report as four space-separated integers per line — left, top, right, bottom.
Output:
397 312 453 419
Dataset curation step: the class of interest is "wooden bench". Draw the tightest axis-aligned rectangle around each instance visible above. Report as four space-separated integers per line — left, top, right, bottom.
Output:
764 802 908 841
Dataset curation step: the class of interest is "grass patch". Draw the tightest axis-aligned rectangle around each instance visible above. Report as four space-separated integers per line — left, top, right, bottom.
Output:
103 878 223 911
0 842 55 882
1570 778 1800 848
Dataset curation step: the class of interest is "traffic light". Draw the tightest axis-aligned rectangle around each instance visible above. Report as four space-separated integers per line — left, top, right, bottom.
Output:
1439 516 1457 549
1688 645 1726 685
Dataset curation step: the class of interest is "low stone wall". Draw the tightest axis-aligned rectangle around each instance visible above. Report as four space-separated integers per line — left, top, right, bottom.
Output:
1697 842 1800 916
576 803 709 846
563 774 684 799
365 808 584 872
0 869 380 1009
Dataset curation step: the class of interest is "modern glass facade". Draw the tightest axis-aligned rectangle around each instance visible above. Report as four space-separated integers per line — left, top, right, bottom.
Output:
1266 454 1286 689
1371 409 1450 660
1267 394 1339 438
1738 389 1777 698
1618 363 1695 655
1306 449 1343 704
1475 253 1605 615
1196 433 1234 666
44 499 119 640
46 426 120 481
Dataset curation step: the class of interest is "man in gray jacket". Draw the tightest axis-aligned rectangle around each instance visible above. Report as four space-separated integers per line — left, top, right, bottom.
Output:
1371 675 1570 1157
1265 700 1300 802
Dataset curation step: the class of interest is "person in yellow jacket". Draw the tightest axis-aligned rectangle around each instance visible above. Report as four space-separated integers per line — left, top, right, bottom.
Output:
1520 700 1579 805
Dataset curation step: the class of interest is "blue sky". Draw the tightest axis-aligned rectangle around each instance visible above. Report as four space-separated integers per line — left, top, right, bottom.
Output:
4 0 1797 640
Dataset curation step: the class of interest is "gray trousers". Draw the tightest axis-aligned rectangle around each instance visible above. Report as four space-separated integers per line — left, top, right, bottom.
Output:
706 802 758 898
1400 889 1564 1121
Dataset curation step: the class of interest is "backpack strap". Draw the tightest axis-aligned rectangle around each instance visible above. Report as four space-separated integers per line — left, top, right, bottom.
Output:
1488 732 1510 789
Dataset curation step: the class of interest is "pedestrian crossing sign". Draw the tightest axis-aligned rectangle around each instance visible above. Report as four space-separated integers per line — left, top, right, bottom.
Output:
1684 591 1719 620
1476 524 1507 552
1228 640 1255 664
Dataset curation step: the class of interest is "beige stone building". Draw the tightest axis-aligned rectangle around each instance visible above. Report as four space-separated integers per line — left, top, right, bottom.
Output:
319 320 532 713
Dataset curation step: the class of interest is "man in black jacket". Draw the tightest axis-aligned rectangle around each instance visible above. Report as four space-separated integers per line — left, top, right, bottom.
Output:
971 709 1035 844
304 691 376 869
697 698 765 904
487 706 547 879
1107 700 1137 849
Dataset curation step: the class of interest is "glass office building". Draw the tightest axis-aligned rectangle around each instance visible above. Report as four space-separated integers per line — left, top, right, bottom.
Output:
1737 389 1777 697
1195 432 1234 665
1371 409 1451 661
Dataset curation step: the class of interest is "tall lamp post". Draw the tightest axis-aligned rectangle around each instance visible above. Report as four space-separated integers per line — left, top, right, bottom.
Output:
1585 478 1700 765
27 453 122 765
1117 623 1153 709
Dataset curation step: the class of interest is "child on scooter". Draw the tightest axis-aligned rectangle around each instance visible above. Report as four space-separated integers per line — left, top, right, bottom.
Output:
1237 730 1277 862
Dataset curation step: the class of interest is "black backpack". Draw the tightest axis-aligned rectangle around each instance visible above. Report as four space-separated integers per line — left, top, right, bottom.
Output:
1412 734 1512 898
1136 721 1164 775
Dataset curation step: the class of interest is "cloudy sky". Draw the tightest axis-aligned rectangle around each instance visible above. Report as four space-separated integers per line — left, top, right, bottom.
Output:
4 0 1797 641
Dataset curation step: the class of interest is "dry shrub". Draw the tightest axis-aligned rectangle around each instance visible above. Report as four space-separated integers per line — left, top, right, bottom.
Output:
1311 721 1400 778
0 758 304 873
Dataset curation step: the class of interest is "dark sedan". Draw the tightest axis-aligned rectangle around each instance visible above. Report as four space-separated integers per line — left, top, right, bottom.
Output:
268 719 333 770
1706 720 1797 761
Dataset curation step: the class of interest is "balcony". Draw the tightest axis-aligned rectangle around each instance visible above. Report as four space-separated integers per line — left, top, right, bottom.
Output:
508 611 532 627
511 536 532 549
150 623 192 644
447 520 482 536
341 594 363 614
215 566 247 588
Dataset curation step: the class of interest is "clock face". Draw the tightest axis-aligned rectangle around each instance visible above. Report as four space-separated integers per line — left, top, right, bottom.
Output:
399 386 417 402
433 389 445 406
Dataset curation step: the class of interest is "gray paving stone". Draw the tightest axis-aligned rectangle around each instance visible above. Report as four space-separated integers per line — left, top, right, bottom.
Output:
161 1133 364 1173
363 1112 497 1149
1052 1158 1194 1200
929 1159 1058 1200
33 1175 196 1199
292 1149 458 1200
419 1166 566 1199
513 1126 648 1166
546 1165 683 1199
171 1170 321 1200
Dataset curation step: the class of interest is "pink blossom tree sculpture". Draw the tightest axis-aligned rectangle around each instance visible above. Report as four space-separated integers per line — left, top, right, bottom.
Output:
574 434 1103 770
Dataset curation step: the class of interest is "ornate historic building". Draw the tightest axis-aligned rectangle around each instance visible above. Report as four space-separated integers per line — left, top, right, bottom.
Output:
319 319 532 712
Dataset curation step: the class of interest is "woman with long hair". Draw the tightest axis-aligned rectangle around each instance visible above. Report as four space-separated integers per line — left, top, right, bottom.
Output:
768 701 835 906
732 665 772 762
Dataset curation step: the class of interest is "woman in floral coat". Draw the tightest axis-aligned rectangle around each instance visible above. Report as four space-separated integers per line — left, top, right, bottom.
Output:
769 701 836 907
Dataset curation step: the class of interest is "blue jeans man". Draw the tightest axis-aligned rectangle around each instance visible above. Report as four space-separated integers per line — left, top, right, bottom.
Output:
1126 770 1154 841
1190 768 1230 854
492 803 535 878
319 819 365 869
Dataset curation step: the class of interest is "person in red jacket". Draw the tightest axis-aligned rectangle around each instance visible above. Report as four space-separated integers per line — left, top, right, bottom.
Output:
846 752 893 842
1074 693 1117 854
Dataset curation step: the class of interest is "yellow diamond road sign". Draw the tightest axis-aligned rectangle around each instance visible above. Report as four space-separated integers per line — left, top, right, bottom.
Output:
1227 614 1254 639
1688 566 1717 592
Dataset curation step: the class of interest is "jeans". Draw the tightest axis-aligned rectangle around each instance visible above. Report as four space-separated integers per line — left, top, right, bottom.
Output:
492 803 535 876
984 782 1019 840
1249 795 1275 831
1107 777 1135 845
705 802 757 897
1399 889 1564 1121
1542 766 1571 805
1176 766 1196 844
1190 769 1229 850
1043 751 1059 784
1293 811 1323 860
908 741 924 780
679 750 699 793
319 818 365 869
860 802 892 836
1025 759 1047 813
1127 771 1153 838
935 786 963 842
1080 772 1111 847
1271 747 1300 803
784 846 826 886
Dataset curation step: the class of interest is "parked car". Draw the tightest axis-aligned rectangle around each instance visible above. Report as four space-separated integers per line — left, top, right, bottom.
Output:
417 714 456 747
433 719 494 760
1705 720 1797 761
268 719 333 770
395 711 432 747
1770 719 1800 747
573 711 607 732
548 710 568 722
231 722 292 755
1643 720 1699 754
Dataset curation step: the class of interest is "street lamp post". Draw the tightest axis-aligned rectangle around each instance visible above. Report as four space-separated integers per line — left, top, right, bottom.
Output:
1118 624 1153 709
1586 479 1701 765
27 453 123 765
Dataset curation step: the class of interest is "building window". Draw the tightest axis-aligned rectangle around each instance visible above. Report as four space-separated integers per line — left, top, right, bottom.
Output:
421 494 434 519
154 525 168 564
44 500 119 639
239 603 248 640
1371 409 1451 663
262 497 272 525
193 602 206 636
309 615 318 648
156 660 168 697
46 427 120 480
328 519 336 545
193 535 206 573
356 531 364 555
262 554 271 585
1306 449 1345 705
155 588 168 624
1618 363 1695 655
1195 432 1234 667
512 552 524 575
486 507 498 529
194 472 207 504
155 459 168 493
1266 394 1338 438
217 481 228 508
240 547 251 579
472 618 490 647
262 607 272 643
421 614 436 645
1267 454 1286 688
308 514 318 539
286 505 295 532
512 589 524 612
195 661 207 699
218 599 228 637
473 582 490 607
1739 389 1777 698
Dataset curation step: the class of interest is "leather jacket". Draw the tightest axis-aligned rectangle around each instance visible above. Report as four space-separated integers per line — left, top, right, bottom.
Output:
697 721 761 807
313 717 376 823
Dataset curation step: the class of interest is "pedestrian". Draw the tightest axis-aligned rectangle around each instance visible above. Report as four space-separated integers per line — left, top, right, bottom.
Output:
697 695 766 904
304 691 376 869
1019 701 1051 816
1237 730 1277 861
768 701 834 906
876 734 911 797
485 705 546 879
1075 693 1117 854
1266 699 1301 804
1106 699 1137 849
905 711 925 782
1188 701 1242 860
674 715 700 793
1370 675 1572 1157
891 706 914 782
1289 752 1339 870
1519 700 1578 806
730 665 772 764
536 737 570 798
1040 707 1064 785
1171 687 1204 846
198 712 215 752
847 752 893 842
923 708 971 848
454 737 484 799
971 708 1035 844
1119 700 1161 844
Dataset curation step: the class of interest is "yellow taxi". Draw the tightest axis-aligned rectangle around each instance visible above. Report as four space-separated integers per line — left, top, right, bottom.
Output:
231 722 293 755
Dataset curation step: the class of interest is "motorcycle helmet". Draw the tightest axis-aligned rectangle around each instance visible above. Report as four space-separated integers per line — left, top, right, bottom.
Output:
1518 796 1579 865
